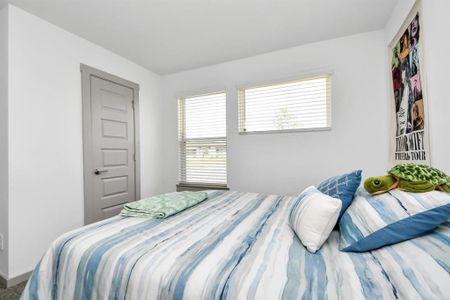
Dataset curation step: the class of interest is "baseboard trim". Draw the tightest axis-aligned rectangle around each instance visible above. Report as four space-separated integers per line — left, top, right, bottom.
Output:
0 273 6 289
0 271 32 288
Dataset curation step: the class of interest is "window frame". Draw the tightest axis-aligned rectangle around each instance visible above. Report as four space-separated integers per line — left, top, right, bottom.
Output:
238 74 333 135
178 90 228 188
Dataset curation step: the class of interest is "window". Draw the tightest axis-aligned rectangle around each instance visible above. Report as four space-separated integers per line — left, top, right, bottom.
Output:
178 92 227 186
238 75 331 133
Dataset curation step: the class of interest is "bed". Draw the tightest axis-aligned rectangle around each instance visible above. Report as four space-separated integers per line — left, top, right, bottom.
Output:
22 190 450 299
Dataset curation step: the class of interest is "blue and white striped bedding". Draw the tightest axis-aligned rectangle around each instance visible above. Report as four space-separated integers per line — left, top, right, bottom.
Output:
22 190 450 299
339 189 450 252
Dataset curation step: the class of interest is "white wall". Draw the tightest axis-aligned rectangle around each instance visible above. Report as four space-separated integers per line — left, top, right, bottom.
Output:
161 30 390 196
0 4 9 278
420 0 450 173
384 0 450 173
384 0 416 45
7 6 164 278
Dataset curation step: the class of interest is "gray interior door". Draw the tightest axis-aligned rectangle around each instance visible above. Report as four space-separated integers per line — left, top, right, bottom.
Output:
82 66 139 224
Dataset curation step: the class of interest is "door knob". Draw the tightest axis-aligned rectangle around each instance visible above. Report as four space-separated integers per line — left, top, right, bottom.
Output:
94 168 109 175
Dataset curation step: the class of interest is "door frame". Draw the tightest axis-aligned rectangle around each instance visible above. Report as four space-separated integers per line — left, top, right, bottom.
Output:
80 64 141 225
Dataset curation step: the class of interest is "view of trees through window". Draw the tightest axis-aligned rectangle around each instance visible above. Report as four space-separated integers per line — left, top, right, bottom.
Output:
239 76 331 133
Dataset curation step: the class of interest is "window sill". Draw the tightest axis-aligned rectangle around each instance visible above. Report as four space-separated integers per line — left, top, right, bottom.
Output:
176 183 229 192
239 126 331 135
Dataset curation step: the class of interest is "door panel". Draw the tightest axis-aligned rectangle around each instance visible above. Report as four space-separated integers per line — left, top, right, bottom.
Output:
102 149 128 167
102 119 128 139
102 204 127 219
88 76 136 223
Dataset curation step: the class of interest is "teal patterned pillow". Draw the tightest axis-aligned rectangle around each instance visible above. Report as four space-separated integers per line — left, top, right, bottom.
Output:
318 170 362 219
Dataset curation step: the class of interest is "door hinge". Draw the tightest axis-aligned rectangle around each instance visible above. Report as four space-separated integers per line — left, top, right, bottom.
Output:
133 153 136 161
132 101 135 110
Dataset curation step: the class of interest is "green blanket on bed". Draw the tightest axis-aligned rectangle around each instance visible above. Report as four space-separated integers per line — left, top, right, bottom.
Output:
120 191 208 219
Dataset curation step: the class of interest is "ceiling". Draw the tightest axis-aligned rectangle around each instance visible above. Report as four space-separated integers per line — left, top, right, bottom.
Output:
2 0 398 75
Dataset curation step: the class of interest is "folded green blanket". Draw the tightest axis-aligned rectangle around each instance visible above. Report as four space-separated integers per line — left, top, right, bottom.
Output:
120 191 208 219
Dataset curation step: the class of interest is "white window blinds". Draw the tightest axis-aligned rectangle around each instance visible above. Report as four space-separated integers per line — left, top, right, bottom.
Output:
239 75 331 133
178 92 227 186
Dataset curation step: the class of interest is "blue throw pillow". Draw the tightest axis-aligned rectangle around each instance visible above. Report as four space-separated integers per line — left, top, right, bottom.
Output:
339 188 450 252
317 170 362 219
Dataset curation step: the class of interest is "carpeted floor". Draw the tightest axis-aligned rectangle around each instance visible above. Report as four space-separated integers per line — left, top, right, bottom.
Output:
0 281 26 300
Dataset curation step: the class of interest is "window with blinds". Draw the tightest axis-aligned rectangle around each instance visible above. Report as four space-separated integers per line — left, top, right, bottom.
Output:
178 92 227 186
238 75 331 133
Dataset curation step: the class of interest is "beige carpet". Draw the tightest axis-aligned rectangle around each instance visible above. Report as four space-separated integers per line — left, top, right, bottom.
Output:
0 282 26 300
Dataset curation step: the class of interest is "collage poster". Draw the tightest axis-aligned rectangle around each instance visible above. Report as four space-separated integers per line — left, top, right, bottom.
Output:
391 12 429 163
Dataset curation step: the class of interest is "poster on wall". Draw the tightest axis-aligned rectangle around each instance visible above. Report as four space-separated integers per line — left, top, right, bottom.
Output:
390 9 430 164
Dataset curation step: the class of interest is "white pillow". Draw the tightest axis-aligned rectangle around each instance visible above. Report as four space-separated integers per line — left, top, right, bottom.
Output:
289 186 342 253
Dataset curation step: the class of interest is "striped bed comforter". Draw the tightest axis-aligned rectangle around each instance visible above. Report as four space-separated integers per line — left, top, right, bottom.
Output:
22 191 450 300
